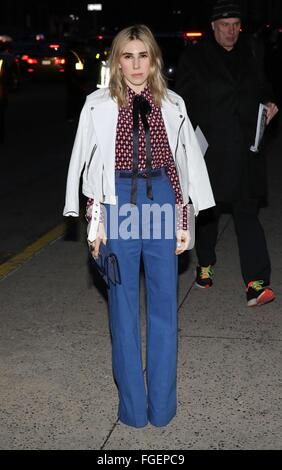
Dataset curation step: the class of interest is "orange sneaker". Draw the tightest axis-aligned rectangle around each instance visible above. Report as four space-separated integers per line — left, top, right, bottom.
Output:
246 280 275 307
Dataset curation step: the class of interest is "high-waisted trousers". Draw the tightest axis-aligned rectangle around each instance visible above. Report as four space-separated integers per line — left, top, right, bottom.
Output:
104 169 178 427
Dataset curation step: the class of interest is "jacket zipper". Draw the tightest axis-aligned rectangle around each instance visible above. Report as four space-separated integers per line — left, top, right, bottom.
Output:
86 144 97 177
175 116 186 158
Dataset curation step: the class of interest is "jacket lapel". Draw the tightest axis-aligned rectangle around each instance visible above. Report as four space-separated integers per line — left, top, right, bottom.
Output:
162 95 184 156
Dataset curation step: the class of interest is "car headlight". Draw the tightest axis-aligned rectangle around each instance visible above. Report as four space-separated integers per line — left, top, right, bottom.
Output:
167 67 175 75
97 60 110 88
75 61 84 70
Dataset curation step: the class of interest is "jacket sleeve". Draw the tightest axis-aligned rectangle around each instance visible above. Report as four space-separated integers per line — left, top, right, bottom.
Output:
180 98 215 214
63 102 89 217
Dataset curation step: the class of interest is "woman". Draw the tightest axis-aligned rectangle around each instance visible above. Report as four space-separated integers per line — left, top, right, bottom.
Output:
64 24 214 428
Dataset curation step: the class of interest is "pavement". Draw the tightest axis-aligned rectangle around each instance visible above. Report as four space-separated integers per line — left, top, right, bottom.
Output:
0 122 281 451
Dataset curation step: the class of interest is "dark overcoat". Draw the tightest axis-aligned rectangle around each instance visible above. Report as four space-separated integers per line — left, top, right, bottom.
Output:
176 34 273 202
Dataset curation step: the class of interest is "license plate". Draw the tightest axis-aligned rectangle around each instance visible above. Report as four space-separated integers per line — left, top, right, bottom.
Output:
42 60 51 65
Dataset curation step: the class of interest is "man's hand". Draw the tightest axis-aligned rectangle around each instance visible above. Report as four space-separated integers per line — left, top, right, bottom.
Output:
175 230 191 255
266 102 279 125
88 223 107 258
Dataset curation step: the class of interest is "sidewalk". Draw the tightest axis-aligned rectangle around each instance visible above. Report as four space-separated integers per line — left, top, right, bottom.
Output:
1 127 281 450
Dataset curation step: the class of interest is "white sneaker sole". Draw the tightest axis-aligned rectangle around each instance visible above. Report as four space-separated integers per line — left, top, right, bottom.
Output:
247 290 275 307
195 282 213 289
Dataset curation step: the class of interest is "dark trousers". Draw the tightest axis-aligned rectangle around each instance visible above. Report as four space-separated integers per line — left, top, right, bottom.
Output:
195 199 271 286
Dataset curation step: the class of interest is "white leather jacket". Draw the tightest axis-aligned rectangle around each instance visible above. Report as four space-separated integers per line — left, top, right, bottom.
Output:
63 87 215 241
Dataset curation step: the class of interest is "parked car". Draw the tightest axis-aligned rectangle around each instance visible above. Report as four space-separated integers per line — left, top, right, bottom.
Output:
16 42 66 78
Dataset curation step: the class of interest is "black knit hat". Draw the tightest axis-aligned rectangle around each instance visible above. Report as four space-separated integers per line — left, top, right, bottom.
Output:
211 0 242 21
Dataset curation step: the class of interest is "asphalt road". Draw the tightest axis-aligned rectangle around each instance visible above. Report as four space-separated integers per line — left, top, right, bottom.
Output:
0 78 78 264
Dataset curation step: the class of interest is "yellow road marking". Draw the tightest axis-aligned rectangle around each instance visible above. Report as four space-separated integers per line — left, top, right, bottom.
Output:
0 222 66 280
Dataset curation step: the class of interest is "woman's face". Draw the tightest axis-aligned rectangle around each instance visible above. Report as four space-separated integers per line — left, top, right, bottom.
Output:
119 39 150 93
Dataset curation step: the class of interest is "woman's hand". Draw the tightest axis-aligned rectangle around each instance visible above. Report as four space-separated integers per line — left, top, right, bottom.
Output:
88 223 107 258
175 230 190 255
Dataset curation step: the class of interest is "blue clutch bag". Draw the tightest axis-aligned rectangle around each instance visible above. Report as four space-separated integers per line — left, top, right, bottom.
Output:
91 243 121 288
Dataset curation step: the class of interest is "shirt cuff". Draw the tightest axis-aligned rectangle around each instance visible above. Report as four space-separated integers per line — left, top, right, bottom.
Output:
176 204 190 231
85 198 104 224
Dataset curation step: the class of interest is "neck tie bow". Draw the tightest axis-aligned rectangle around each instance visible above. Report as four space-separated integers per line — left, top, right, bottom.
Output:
131 94 152 205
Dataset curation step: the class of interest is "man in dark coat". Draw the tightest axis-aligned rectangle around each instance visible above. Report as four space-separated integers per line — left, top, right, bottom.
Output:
176 0 278 307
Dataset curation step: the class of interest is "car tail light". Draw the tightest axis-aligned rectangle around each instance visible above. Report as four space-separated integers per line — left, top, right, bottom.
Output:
27 58 38 64
27 68 35 73
49 44 60 50
59 68 65 73
184 32 203 38
21 55 29 61
54 58 66 65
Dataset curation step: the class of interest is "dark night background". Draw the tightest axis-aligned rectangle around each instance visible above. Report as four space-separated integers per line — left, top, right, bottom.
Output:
1 0 282 38
0 0 281 260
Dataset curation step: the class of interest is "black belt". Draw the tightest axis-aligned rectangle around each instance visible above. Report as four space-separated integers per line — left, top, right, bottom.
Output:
116 169 163 179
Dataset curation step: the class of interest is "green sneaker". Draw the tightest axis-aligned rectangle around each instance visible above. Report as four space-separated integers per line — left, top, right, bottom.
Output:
196 265 214 289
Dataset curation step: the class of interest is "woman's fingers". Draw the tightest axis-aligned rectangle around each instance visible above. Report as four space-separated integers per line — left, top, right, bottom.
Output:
175 230 191 255
266 102 279 125
175 241 183 255
94 238 102 257
97 223 107 245
88 239 101 258
88 223 107 258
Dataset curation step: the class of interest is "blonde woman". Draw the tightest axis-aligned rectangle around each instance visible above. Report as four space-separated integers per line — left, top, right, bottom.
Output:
64 24 214 428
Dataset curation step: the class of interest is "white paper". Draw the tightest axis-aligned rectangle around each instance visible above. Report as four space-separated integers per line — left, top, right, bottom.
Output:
250 103 268 153
195 125 209 156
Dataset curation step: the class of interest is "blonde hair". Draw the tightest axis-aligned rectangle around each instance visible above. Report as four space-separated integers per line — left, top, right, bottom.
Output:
108 24 167 107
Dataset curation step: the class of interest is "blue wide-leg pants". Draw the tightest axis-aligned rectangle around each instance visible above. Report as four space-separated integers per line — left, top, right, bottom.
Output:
105 170 178 427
